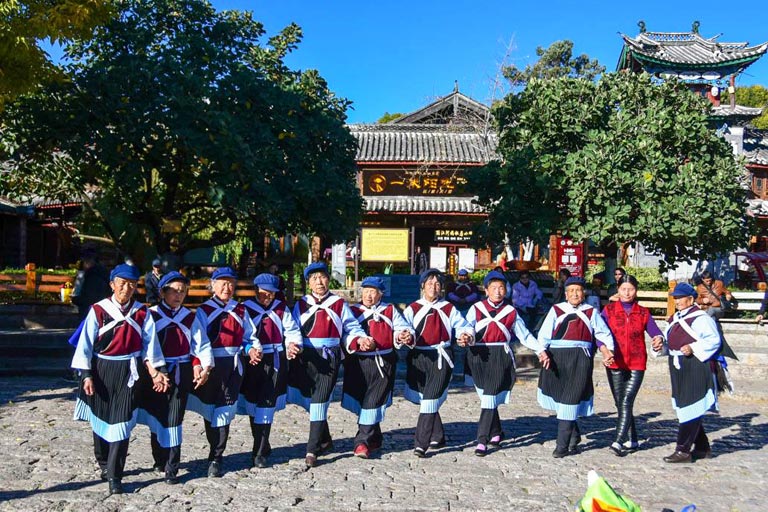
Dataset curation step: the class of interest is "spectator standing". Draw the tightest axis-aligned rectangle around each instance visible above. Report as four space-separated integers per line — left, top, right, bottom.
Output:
144 258 164 306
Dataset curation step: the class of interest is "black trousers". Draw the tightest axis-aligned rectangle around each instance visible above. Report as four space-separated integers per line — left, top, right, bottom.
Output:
556 420 581 452
204 420 229 462
307 420 333 455
355 423 383 447
93 433 129 480
249 422 273 457
606 368 644 445
476 409 502 445
414 412 445 450
676 417 710 454
150 433 181 476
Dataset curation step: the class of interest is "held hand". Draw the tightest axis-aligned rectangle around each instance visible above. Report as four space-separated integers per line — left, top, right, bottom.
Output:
193 367 212 389
400 332 415 347
681 344 693 357
651 336 664 352
152 372 169 393
82 377 95 396
248 347 263 365
359 337 376 352
193 365 204 387
538 351 551 370
458 333 473 347
286 343 301 360
600 347 615 367
757 314 764 325
457 337 467 347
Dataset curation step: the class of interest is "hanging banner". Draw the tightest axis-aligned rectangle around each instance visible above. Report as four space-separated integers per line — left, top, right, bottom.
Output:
361 228 410 262
458 248 476 272
429 247 448 272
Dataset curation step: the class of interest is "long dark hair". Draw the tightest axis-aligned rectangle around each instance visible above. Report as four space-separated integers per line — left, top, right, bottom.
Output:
617 274 639 290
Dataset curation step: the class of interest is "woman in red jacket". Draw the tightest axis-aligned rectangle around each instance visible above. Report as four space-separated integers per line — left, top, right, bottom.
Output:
601 274 664 456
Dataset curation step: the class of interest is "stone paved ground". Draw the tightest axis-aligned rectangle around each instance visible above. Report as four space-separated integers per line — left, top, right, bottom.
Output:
0 373 766 512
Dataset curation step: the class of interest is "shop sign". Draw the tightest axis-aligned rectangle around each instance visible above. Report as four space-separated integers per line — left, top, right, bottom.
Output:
435 229 472 242
361 228 410 262
363 169 468 196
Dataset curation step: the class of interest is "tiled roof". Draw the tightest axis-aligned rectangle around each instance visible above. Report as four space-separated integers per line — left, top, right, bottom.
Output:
364 195 486 214
744 129 768 166
711 104 764 119
619 29 768 76
391 91 491 125
350 124 498 164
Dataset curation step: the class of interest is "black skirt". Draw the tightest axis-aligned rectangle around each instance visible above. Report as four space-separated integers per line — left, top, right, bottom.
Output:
136 361 193 448
669 355 718 423
466 344 516 409
342 351 398 425
239 351 288 424
537 347 594 420
187 354 243 427
74 356 139 442
287 345 342 422
404 346 453 414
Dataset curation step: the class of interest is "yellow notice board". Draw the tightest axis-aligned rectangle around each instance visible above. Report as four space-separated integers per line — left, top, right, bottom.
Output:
361 228 410 262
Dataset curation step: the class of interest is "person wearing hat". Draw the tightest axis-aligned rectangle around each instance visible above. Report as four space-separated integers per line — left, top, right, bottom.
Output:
71 263 168 495
343 276 414 459
537 275 615 458
651 282 721 463
403 268 475 457
187 266 259 478
446 268 480 309
136 271 214 484
465 271 550 456
144 258 164 306
289 262 373 468
239 273 302 469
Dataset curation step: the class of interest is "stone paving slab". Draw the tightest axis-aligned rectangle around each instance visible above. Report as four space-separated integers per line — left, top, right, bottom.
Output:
0 376 767 511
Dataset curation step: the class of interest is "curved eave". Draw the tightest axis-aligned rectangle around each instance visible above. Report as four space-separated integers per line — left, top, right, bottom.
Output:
630 51 763 73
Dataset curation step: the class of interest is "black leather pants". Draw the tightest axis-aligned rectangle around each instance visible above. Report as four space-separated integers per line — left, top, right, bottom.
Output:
606 368 644 445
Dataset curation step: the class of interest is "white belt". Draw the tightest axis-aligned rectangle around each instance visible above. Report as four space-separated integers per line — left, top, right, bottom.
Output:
415 342 453 370
475 341 516 365
165 355 191 385
669 349 684 370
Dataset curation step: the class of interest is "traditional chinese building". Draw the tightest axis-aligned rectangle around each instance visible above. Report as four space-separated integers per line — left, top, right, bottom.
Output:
617 22 768 268
348 87 498 273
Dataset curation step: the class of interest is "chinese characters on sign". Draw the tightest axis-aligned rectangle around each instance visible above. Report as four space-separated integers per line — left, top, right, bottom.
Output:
434 229 473 243
364 169 468 196
556 236 585 277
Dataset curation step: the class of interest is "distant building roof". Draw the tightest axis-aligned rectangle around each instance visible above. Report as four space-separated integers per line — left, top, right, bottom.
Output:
617 22 768 77
350 123 497 164
744 129 768 166
710 104 765 122
364 195 485 214
390 88 491 126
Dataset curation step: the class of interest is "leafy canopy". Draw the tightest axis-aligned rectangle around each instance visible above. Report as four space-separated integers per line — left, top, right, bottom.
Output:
468 70 751 271
503 40 605 88
0 0 114 105
0 0 363 264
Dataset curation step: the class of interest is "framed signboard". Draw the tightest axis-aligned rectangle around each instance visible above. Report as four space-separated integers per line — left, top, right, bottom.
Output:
361 228 410 262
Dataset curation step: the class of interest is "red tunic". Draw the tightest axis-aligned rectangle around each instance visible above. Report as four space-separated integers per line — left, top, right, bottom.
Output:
92 300 147 356
198 301 246 349
349 303 396 351
603 301 649 371
150 304 195 358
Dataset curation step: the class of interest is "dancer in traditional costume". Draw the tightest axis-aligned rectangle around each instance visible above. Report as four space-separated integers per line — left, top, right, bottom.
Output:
465 271 550 456
71 263 167 495
187 267 258 477
239 273 302 468
537 276 615 458
343 276 414 459
136 271 213 484
652 282 720 463
288 262 372 467
403 268 474 458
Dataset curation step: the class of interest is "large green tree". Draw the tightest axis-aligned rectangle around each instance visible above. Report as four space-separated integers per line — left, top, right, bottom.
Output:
0 0 113 105
503 40 604 88
0 0 362 264
468 71 750 271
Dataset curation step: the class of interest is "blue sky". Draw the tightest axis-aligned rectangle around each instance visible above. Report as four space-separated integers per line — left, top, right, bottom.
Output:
211 0 768 123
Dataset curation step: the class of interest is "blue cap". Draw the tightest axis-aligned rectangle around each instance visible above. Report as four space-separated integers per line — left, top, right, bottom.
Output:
158 271 189 289
564 276 587 288
253 273 280 292
151 258 162 267
458 269 469 276
211 267 237 280
109 263 140 282
419 268 443 286
670 282 698 299
483 270 507 288
304 262 329 280
361 276 386 292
